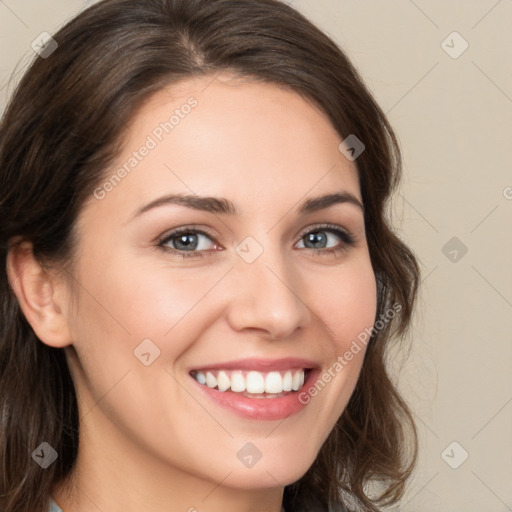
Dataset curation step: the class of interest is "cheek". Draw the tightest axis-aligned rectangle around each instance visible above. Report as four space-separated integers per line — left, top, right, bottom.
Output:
312 258 377 352
69 252 231 371
301 258 377 418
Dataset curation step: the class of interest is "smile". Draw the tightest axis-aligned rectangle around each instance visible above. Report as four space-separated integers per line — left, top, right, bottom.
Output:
190 368 308 397
188 358 320 420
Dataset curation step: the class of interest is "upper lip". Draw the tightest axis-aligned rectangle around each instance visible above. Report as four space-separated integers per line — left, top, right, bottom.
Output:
190 357 319 372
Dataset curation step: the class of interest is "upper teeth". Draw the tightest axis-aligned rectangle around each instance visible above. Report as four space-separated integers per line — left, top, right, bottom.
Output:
192 369 306 394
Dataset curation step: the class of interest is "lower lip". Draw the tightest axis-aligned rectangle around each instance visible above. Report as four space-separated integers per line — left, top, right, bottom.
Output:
190 369 320 421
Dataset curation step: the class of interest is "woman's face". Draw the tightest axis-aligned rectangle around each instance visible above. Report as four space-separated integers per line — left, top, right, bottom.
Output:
62 74 377 494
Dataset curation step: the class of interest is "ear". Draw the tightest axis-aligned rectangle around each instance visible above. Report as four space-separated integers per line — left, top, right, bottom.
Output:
6 239 73 348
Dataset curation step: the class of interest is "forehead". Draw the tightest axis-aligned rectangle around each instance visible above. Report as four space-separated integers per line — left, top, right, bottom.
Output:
83 73 361 221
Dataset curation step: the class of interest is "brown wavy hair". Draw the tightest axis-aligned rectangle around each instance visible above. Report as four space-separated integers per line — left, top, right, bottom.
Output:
0 1 420 511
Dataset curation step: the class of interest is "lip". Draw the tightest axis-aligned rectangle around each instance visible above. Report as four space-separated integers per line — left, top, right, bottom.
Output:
190 357 319 372
189 358 321 421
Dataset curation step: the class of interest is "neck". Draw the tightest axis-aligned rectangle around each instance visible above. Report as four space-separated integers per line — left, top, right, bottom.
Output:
52 413 284 512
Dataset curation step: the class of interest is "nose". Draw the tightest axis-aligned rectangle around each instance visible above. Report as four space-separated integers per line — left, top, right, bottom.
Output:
225 248 311 341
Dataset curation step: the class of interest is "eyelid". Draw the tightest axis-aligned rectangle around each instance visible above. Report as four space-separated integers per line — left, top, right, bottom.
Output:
296 222 353 240
155 225 218 244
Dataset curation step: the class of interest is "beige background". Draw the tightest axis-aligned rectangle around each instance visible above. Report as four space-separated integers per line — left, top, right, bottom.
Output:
1 1 511 511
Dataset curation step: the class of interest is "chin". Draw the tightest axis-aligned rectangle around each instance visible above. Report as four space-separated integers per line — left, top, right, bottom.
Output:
217 449 318 490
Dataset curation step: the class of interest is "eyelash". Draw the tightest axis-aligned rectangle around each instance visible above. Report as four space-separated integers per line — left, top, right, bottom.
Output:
156 224 356 259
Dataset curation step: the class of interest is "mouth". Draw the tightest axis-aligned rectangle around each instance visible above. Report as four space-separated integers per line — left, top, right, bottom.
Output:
188 358 319 420
190 368 310 398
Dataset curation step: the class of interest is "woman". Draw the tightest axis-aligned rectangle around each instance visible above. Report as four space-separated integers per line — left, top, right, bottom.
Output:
0 1 420 511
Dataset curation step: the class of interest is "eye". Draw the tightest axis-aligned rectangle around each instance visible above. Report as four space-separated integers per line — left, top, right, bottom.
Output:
295 225 356 255
158 228 218 258
157 224 356 259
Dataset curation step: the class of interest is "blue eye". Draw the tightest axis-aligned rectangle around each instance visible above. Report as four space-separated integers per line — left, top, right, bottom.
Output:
157 224 355 259
158 228 218 258
296 227 355 253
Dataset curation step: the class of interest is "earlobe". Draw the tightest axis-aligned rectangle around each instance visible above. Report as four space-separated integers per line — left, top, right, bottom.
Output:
6 239 73 348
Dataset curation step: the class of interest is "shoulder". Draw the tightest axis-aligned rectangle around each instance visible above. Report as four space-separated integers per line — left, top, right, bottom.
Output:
285 502 350 512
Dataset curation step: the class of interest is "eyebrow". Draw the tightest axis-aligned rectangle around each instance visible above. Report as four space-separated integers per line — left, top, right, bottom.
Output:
132 191 363 220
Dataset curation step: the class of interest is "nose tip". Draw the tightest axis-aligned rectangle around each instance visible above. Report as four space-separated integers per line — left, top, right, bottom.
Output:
225 260 311 341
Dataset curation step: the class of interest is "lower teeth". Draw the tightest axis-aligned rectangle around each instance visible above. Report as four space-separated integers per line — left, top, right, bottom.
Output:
200 385 293 398
242 391 288 399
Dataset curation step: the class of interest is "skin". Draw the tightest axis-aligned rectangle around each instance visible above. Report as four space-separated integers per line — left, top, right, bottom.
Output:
8 74 377 512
